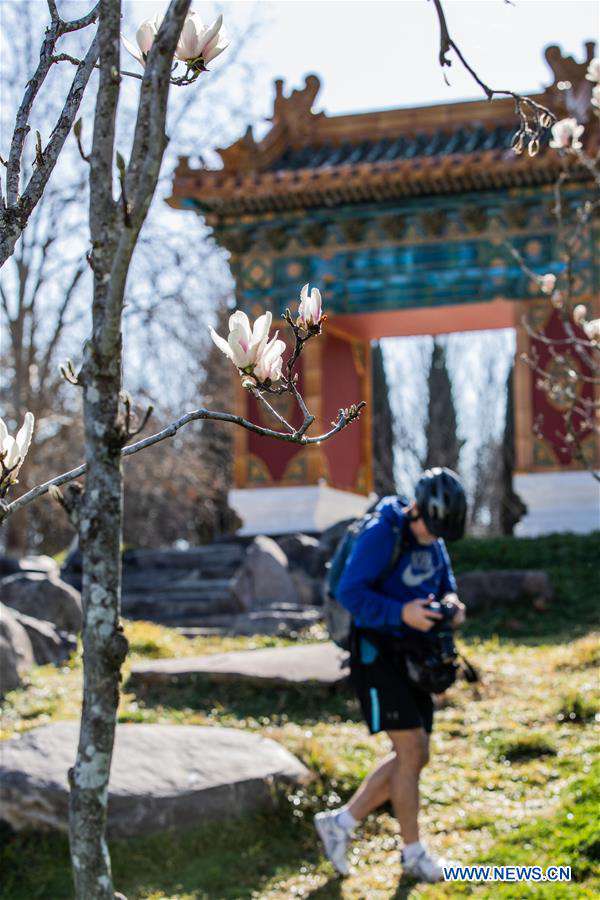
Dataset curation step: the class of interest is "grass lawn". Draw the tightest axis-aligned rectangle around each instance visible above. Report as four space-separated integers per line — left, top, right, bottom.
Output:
1 533 599 899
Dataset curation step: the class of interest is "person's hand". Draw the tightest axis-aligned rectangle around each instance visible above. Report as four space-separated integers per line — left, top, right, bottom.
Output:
401 597 443 632
443 594 466 628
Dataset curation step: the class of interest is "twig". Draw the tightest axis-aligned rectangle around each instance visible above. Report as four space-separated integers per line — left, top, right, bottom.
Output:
0 401 365 523
429 0 555 143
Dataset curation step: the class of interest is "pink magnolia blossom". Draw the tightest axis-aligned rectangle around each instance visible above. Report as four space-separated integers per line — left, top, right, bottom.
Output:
540 273 557 295
297 283 323 328
592 85 600 110
549 118 584 151
209 310 273 372
122 14 162 67
585 57 600 83
0 412 34 480
573 304 588 325
175 12 228 65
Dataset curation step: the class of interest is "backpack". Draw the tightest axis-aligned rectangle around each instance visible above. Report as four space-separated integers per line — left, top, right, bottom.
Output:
324 498 411 650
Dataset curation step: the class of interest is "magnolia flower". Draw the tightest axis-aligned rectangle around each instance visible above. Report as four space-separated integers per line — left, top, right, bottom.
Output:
0 412 34 481
253 333 286 383
175 12 228 66
573 304 587 325
583 318 600 343
585 57 600 83
210 310 273 372
592 84 600 110
122 13 162 67
549 118 584 151
297 283 323 328
540 273 556 295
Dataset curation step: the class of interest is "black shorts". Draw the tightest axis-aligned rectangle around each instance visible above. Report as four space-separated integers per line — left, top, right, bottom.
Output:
350 631 434 735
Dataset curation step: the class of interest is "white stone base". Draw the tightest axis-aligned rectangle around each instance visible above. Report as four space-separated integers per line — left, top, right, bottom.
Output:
229 485 375 536
514 471 600 536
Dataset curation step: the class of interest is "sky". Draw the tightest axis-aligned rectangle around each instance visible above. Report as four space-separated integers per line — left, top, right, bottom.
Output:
134 0 599 123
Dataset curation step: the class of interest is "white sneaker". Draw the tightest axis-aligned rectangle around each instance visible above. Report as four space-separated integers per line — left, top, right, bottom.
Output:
314 811 351 876
402 848 450 883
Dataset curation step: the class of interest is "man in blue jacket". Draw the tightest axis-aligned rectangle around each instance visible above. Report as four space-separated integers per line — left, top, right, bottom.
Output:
315 468 467 883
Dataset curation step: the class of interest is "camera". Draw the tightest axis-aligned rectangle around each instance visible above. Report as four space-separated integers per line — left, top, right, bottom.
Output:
424 598 458 664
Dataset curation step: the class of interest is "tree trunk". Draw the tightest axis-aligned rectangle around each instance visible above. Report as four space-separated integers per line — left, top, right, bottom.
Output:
67 3 191 895
423 338 463 472
68 2 126 894
500 364 527 534
371 340 397 496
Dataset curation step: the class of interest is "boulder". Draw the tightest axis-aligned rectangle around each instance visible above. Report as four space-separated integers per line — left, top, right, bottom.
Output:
318 518 355 559
0 721 311 837
231 606 322 636
11 610 76 666
0 554 59 579
129 641 349 692
231 535 299 610
290 568 321 607
456 570 554 614
276 533 327 578
0 603 35 695
0 572 82 633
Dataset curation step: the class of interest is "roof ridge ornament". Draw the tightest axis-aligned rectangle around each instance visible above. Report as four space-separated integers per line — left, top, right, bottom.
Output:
543 41 597 122
270 74 324 136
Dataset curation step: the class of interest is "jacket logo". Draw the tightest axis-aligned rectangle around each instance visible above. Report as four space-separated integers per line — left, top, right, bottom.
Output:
402 551 439 587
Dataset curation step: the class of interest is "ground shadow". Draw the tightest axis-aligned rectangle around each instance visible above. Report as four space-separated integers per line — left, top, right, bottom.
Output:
0 804 340 900
126 674 363 726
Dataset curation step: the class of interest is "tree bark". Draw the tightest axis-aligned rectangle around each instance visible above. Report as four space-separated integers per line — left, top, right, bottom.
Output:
68 2 124 895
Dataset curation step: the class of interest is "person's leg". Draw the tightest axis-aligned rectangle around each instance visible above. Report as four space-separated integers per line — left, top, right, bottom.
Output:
346 752 396 820
387 728 429 844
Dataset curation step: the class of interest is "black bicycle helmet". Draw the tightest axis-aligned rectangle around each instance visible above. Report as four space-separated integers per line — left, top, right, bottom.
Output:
414 467 467 541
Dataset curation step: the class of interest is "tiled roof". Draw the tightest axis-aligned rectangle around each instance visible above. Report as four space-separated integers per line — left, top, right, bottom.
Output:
267 124 520 172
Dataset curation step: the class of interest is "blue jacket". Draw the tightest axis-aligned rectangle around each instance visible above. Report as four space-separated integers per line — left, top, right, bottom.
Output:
336 496 457 636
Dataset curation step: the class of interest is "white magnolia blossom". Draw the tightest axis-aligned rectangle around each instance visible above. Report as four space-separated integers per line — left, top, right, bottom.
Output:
0 412 35 480
540 273 557 295
253 333 286 383
122 13 162 67
573 305 600 342
549 118 584 151
297 283 323 328
592 84 600 110
585 57 600 83
583 318 600 343
210 310 274 372
175 12 228 65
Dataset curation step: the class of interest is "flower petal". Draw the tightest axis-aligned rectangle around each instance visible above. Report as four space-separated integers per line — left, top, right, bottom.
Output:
15 412 34 459
209 326 234 361
121 35 145 67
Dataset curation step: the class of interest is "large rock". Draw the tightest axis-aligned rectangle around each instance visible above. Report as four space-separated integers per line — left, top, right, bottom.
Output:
0 554 59 579
0 603 35 695
231 535 299 610
0 722 311 837
0 572 82 633
231 606 322 636
318 518 355 559
129 641 349 692
11 610 76 666
276 533 327 578
456 570 554 614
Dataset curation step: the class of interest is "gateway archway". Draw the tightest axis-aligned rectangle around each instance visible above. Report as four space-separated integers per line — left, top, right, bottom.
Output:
169 44 599 533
